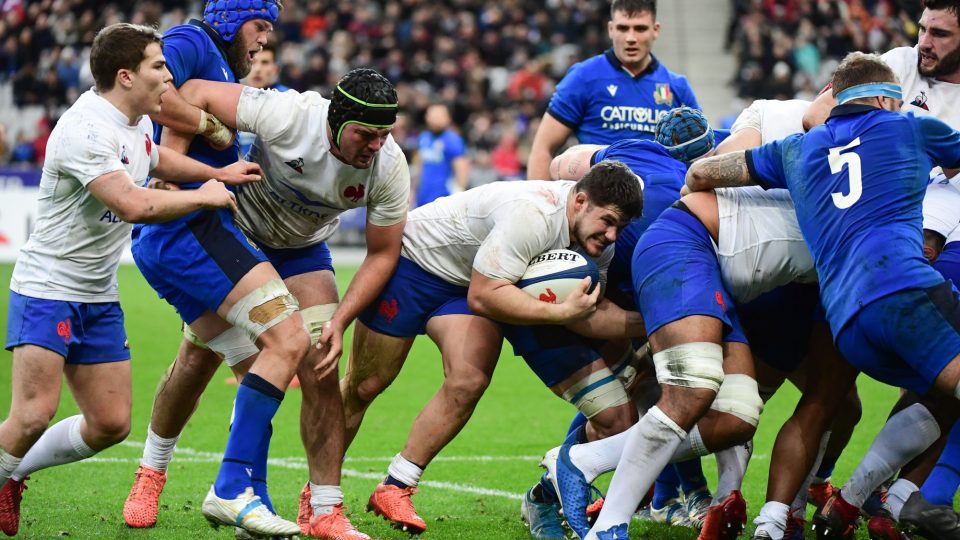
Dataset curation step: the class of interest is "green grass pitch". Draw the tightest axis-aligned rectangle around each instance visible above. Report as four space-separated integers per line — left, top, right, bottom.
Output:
0 262 900 539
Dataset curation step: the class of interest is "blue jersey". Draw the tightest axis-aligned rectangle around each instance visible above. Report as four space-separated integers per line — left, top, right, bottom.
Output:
548 51 699 143
593 139 687 305
747 104 960 335
416 129 465 207
159 20 240 173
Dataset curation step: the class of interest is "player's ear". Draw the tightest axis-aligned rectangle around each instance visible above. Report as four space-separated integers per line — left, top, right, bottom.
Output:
116 68 134 90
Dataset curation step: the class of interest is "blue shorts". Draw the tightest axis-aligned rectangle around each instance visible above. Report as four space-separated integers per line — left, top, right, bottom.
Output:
632 206 747 343
131 209 268 324
836 281 960 396
358 257 480 337
738 283 821 373
502 325 603 387
5 291 130 364
934 242 960 289
259 242 334 279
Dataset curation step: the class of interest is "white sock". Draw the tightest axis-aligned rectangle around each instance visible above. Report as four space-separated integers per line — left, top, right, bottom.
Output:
387 453 424 487
569 429 630 483
790 431 831 515
886 478 918 521
141 425 180 472
591 406 686 533
309 483 343 516
753 501 789 540
714 441 752 502
670 425 709 462
0 449 22 484
12 415 95 480
841 403 940 507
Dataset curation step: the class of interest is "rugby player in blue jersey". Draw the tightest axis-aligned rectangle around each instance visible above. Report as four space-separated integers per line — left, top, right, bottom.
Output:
685 51 960 540
527 0 700 180
121 2 307 538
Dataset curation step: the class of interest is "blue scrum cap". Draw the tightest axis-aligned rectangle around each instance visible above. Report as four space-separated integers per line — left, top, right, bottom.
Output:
203 0 281 42
655 107 715 163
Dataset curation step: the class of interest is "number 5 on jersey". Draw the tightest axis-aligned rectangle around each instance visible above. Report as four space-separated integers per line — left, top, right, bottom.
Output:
829 137 863 209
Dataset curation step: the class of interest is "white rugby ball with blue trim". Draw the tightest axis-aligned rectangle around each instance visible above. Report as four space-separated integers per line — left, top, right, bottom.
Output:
516 249 599 303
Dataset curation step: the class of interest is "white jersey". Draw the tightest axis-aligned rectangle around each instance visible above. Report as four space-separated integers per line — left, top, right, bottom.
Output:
883 47 960 130
730 99 811 142
716 187 817 303
401 180 609 287
11 89 158 302
234 87 410 249
924 173 960 240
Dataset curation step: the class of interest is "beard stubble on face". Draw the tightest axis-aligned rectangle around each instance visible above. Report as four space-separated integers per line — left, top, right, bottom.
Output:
226 36 254 79
919 41 960 78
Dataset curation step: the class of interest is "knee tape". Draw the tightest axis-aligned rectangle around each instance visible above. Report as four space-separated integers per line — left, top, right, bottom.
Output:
300 303 338 345
710 373 764 427
225 278 299 342
183 324 259 367
561 368 631 419
652 342 724 392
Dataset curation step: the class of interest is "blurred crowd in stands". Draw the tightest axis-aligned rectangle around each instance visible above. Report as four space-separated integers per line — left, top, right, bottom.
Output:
727 0 920 103
0 0 929 177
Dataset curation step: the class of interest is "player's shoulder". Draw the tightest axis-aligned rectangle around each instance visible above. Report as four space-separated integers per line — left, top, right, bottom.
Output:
603 138 664 156
163 22 209 45
562 52 616 81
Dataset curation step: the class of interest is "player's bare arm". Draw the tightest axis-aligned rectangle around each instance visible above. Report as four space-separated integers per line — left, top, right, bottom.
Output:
154 84 234 150
550 144 606 181
87 170 237 223
685 151 755 192
468 270 598 325
528 113 574 180
803 87 836 131
565 298 646 340
714 128 762 155
152 145 262 185
314 219 405 378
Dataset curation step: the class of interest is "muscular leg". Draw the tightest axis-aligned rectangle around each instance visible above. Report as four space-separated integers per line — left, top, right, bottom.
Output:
0 346 64 477
340 321 414 450
550 358 638 441
149 336 225 440
398 314 502 468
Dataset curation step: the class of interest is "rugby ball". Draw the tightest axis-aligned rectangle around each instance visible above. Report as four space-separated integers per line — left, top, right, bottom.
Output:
516 249 599 303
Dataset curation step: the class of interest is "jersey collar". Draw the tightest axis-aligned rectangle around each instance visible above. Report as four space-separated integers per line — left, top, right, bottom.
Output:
828 103 881 120
604 49 660 79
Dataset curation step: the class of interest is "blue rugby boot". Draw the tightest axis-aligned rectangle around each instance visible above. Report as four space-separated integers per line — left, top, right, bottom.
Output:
594 522 629 539
542 444 593 539
521 486 567 539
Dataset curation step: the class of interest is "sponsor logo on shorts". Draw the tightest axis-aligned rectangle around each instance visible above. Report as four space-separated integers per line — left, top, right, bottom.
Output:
714 291 726 312
56 319 71 344
378 299 399 324
344 183 365 203
539 288 558 303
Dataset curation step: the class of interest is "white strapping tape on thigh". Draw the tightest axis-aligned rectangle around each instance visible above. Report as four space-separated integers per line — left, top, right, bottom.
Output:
301 303 338 345
560 367 631 419
207 327 260 367
652 342 724 392
225 278 299 342
183 323 209 349
710 373 764 427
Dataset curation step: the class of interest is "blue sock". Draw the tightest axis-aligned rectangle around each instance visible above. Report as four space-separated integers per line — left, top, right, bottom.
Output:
214 374 283 499
676 458 709 495
815 459 837 481
922 422 960 506
537 415 590 503
251 422 274 512
385 475 411 489
565 413 589 440
652 465 682 509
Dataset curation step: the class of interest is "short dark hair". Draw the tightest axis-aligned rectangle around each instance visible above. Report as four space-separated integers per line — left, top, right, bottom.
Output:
831 52 898 98
576 160 644 220
923 0 960 25
611 0 656 19
90 23 163 92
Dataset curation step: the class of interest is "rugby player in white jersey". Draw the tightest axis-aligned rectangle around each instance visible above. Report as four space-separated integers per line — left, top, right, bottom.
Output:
340 162 643 534
121 68 408 539
0 23 260 537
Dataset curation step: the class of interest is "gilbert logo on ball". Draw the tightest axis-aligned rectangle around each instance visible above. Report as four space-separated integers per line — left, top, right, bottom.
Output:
517 249 599 303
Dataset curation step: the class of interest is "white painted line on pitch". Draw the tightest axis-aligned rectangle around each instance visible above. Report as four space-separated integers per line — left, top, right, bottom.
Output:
110 441 525 500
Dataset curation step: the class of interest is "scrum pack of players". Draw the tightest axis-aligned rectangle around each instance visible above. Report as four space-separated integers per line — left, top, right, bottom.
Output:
3 1 960 540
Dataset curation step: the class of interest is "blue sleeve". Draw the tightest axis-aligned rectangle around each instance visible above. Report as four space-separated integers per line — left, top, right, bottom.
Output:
547 62 587 128
446 132 465 159
745 136 793 190
673 75 700 110
162 27 206 87
916 116 960 169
